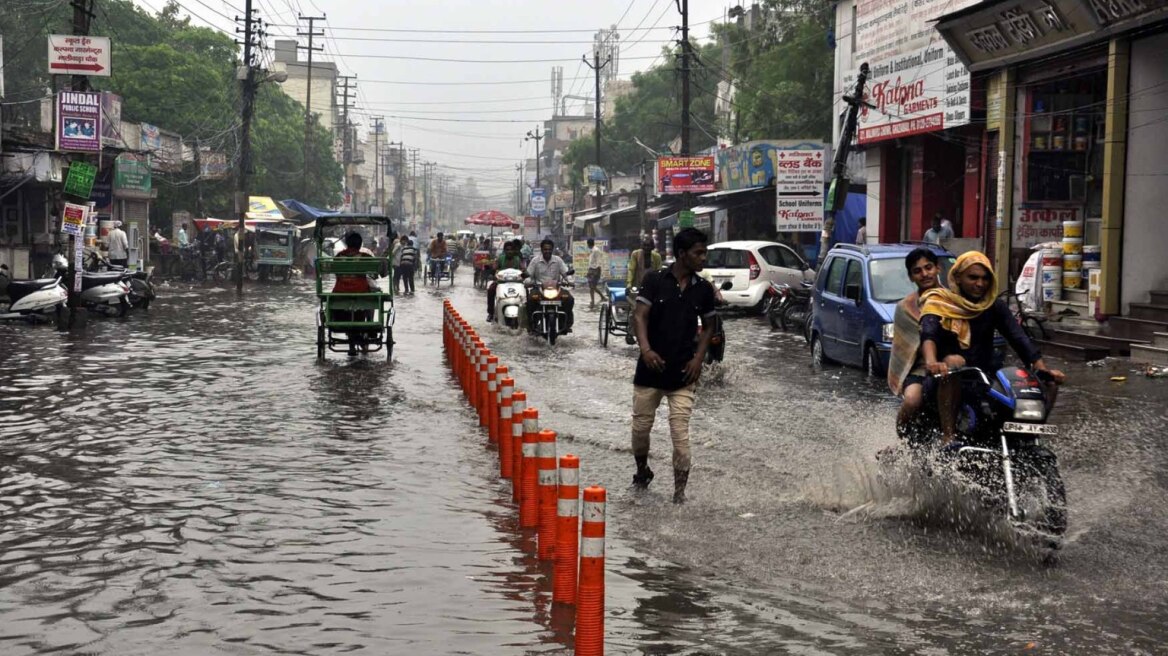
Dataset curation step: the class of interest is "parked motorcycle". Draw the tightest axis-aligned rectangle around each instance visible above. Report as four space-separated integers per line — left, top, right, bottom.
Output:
768 280 813 337
494 268 527 332
85 249 157 309
703 282 734 364
528 278 574 345
890 365 1067 557
0 264 68 323
51 254 132 317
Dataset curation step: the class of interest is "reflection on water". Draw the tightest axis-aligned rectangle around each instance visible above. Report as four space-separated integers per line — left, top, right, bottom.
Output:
0 276 1165 655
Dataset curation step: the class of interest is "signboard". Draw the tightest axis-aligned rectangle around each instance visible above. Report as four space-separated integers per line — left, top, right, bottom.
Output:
775 147 826 232
200 150 229 179
48 34 111 76
585 165 607 183
63 161 97 199
114 153 151 192
530 187 547 217
100 92 123 147
678 210 695 229
716 140 826 190
523 216 540 241
61 202 88 236
141 123 161 152
852 0 978 144
56 91 102 152
658 156 715 194
1013 205 1077 249
572 239 607 277
609 249 630 281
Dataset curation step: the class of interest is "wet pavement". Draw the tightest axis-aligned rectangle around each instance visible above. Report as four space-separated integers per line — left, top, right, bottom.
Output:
1 270 1166 655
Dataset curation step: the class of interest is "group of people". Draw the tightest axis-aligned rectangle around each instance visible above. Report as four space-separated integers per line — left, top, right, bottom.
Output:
484 237 575 332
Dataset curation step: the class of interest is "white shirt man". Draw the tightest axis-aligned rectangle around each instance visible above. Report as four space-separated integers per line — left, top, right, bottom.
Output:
588 243 604 271
177 225 189 248
108 221 130 265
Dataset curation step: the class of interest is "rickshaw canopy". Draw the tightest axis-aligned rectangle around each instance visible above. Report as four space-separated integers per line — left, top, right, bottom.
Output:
312 213 393 242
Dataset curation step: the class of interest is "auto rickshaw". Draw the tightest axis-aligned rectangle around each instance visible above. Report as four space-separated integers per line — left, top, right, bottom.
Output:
314 214 394 360
255 224 297 281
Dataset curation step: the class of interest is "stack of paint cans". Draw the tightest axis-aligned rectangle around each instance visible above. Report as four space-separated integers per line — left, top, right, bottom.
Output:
1062 220 1084 289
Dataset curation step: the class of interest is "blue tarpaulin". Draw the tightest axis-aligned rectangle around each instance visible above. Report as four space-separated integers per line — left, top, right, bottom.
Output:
280 199 339 223
831 192 868 247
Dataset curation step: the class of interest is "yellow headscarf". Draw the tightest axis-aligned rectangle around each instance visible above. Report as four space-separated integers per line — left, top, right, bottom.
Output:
919 251 998 349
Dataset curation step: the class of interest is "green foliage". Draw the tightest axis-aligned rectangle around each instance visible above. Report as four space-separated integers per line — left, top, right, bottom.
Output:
0 0 341 224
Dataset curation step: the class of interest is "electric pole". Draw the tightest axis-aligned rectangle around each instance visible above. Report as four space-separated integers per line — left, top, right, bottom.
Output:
336 75 356 205
64 0 95 325
679 0 693 212
515 163 524 216
297 14 324 199
409 148 420 227
234 0 263 293
820 62 871 266
525 126 543 227
372 117 384 213
583 51 610 212
389 141 404 230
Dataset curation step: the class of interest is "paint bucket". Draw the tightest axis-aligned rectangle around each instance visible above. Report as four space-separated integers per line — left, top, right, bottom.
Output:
1063 253 1083 271
1041 248 1063 268
1041 281 1062 302
1062 237 1083 255
1062 220 1083 238
98 219 112 241
1040 267 1062 285
1062 270 1083 289
1082 244 1101 267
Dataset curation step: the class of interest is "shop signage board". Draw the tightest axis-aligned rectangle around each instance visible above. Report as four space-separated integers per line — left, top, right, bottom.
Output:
937 0 1168 72
48 34 111 76
852 0 979 144
523 216 540 241
678 210 695 229
585 165 607 183
200 150 229 179
114 153 151 192
775 147 826 232
1013 205 1077 248
56 91 102 152
63 161 97 199
571 239 607 276
61 202 88 236
658 156 716 194
530 187 547 217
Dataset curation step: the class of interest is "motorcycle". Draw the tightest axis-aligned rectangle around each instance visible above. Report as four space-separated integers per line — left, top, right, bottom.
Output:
51 254 132 317
891 365 1067 555
85 249 157 309
494 268 527 332
527 276 574 345
0 264 68 322
768 280 813 336
703 282 733 364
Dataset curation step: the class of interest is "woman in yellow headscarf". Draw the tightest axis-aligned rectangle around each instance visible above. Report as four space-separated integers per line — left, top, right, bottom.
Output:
919 251 1064 444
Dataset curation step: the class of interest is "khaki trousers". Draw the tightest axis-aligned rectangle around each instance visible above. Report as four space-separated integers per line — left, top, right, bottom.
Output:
631 384 696 471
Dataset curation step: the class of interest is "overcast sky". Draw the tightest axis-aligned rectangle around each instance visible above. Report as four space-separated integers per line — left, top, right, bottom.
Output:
131 0 731 200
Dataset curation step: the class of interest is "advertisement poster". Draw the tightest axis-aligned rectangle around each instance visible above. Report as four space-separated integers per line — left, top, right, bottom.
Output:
523 216 540 242
716 140 826 190
100 91 123 147
530 187 547 217
775 147 826 232
141 123 161 152
114 153 151 192
61 202 88 236
56 91 102 152
658 156 715 194
609 249 630 282
1013 206 1076 249
572 239 608 279
851 0 978 144
200 150 229 180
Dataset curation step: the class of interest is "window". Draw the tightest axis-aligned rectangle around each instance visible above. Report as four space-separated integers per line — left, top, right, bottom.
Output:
759 245 785 267
820 256 847 294
843 259 864 301
868 256 956 302
776 245 805 269
707 248 749 269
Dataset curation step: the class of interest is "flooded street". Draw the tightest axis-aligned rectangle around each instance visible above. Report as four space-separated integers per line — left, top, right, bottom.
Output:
2 272 1166 655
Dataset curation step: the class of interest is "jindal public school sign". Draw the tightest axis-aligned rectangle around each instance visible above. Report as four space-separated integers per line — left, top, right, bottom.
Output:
936 0 1168 71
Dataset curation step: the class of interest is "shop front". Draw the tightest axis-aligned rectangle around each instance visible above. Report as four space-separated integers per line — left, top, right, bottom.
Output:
937 0 1168 318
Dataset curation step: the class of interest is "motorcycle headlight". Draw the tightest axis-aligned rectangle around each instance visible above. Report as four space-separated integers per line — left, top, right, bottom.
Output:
1013 399 1046 421
882 323 895 343
543 288 560 300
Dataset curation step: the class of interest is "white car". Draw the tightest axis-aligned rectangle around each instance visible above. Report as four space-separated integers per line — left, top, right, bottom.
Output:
703 240 815 312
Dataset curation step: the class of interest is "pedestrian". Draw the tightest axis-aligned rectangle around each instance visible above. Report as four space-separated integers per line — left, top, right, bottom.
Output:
924 213 954 245
629 227 717 504
397 234 419 295
586 238 605 309
855 217 867 245
391 234 404 293
408 230 419 249
107 220 130 268
177 223 190 249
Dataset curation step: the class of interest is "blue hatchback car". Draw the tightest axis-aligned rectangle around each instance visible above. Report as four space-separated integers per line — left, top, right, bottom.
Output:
809 243 957 376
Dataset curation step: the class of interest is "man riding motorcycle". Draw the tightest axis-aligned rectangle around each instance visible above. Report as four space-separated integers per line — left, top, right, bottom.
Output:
920 251 1065 445
525 237 573 332
487 240 526 322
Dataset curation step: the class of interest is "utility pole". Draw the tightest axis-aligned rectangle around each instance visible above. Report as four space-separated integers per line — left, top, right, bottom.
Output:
515 163 524 216
297 14 324 199
679 0 693 212
372 117 384 212
820 63 871 266
583 51 610 212
234 1 262 293
64 0 95 325
525 126 543 228
336 75 356 204
389 141 404 230
409 148 420 227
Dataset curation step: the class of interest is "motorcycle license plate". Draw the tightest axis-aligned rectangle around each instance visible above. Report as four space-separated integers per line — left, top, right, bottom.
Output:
1002 422 1058 436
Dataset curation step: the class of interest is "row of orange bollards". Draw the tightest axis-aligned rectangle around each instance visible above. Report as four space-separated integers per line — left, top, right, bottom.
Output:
441 300 606 656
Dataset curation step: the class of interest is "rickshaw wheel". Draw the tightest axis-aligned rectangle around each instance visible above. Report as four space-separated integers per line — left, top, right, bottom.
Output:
316 326 325 360
281 266 291 282
385 327 394 361
599 304 609 347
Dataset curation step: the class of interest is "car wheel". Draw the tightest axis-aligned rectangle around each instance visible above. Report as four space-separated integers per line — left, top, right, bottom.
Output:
811 334 826 367
865 344 885 378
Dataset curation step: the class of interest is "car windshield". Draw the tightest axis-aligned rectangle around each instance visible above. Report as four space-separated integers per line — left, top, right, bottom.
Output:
869 256 955 302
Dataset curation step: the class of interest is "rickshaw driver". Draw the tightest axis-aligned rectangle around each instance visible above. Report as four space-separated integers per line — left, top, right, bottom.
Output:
428 232 449 280
487 240 526 322
333 232 382 355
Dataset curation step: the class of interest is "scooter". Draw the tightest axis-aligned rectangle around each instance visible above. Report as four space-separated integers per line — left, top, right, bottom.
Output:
889 365 1067 558
0 264 69 322
51 254 132 317
768 280 812 335
494 268 527 332
85 249 157 309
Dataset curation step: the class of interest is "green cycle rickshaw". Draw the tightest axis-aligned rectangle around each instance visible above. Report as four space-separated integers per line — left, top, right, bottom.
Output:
313 214 394 360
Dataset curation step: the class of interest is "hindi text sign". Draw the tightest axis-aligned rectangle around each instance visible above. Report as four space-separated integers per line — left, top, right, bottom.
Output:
775 147 826 232
48 34 111 76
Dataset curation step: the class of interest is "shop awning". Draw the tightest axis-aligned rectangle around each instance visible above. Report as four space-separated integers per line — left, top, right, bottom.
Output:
573 210 607 224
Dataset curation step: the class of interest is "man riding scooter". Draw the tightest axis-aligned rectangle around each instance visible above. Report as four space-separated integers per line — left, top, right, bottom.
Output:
525 237 573 333
487 239 526 322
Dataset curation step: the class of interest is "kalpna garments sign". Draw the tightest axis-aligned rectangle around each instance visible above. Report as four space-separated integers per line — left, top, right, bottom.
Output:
851 0 980 144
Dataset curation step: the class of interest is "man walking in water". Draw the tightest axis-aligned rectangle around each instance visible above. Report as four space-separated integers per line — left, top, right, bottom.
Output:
630 228 717 504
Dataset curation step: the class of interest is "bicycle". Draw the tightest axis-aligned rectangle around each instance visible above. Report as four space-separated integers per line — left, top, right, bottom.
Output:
1003 287 1050 341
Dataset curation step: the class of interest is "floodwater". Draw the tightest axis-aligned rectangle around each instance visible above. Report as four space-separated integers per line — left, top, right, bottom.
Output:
1 270 1166 655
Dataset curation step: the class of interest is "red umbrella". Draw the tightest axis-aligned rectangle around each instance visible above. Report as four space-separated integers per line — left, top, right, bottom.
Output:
465 210 515 227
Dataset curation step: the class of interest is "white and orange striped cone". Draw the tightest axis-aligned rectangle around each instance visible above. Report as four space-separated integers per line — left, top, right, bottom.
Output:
536 429 558 561
499 377 515 477
554 454 580 605
520 408 539 529
576 486 606 656
509 392 527 499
